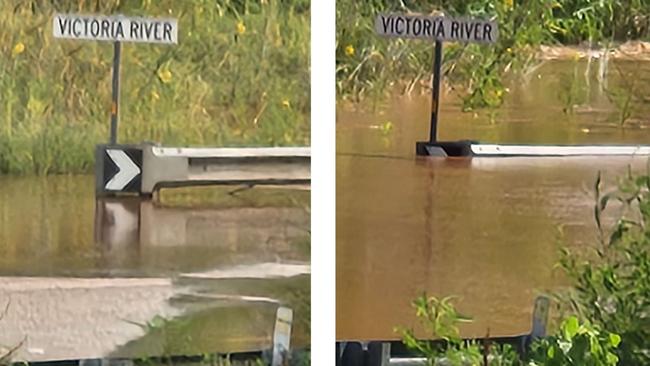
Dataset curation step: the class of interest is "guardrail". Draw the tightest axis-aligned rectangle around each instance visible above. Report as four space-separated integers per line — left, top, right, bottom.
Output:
95 144 310 197
416 140 650 157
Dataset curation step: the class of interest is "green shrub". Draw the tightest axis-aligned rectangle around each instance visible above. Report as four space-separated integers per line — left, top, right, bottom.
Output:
529 316 621 366
396 294 523 366
397 296 622 366
555 170 650 365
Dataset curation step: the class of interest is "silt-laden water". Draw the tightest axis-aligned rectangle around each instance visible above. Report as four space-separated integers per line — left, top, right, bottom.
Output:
337 59 650 340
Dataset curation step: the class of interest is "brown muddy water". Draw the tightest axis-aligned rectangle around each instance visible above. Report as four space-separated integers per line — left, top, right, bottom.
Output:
336 59 650 341
0 176 310 361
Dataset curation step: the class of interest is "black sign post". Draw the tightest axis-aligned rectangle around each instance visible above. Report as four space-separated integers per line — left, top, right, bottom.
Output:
429 40 442 143
110 41 121 145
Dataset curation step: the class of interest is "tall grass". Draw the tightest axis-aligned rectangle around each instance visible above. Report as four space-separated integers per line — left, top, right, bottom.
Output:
336 0 650 107
0 0 310 174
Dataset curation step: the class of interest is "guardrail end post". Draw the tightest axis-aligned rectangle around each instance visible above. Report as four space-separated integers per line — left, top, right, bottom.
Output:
531 295 550 339
271 306 293 366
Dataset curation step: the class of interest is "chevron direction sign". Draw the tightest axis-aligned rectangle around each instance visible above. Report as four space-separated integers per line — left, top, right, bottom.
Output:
97 146 143 194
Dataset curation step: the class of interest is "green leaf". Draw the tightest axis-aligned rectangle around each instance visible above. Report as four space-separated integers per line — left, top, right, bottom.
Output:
608 333 621 347
606 352 619 365
547 345 555 358
563 316 580 339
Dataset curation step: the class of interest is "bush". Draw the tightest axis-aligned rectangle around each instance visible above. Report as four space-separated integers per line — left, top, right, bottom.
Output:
529 316 621 366
396 295 524 366
556 170 650 365
397 296 621 366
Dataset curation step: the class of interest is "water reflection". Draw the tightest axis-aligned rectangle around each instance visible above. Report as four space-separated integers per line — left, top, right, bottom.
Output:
93 197 310 275
0 177 310 361
0 176 309 277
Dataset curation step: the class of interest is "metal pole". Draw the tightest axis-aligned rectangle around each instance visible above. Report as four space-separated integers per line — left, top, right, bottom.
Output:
110 41 122 145
429 40 443 143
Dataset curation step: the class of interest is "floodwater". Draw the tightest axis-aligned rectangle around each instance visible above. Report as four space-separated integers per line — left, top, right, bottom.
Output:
0 176 310 361
336 58 650 340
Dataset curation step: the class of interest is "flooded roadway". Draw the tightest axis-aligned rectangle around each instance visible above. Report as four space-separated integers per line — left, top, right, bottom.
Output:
0 177 310 361
336 59 650 340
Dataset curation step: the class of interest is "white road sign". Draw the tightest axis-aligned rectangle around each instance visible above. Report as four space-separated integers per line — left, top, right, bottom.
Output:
376 13 498 43
53 13 177 44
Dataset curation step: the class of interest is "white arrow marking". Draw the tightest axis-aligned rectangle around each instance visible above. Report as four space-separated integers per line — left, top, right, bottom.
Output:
105 149 140 190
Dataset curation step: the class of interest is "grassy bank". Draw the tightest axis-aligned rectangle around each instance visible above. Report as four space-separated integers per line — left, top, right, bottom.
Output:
336 0 650 107
0 0 310 174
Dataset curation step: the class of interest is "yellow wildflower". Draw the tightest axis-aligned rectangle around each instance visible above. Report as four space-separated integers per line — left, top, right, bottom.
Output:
506 47 512 54
236 21 246 35
504 0 513 9
282 99 291 108
345 44 355 56
496 89 504 97
158 69 172 84
12 42 25 56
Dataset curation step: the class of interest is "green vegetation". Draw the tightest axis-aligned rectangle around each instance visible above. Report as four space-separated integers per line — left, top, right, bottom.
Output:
554 169 650 364
398 169 650 365
398 295 620 365
396 295 522 365
0 0 309 174
336 0 650 107
529 317 621 366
